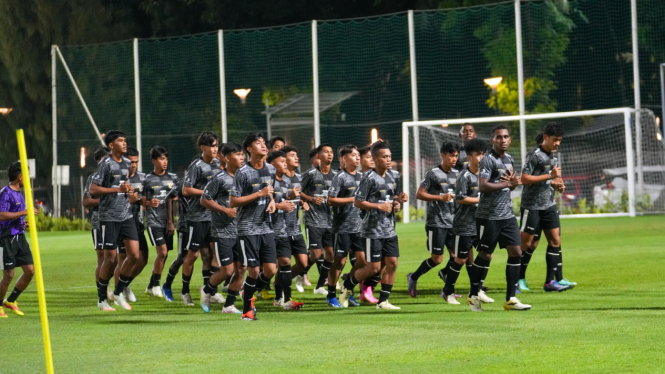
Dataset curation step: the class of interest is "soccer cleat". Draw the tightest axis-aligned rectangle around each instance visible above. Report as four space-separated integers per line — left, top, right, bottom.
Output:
181 293 195 306
443 293 460 305
97 300 115 312
466 296 484 312
518 279 531 292
283 298 304 310
558 278 577 288
303 274 312 286
113 293 132 310
256 289 274 301
326 296 343 308
200 286 211 313
376 300 401 310
210 293 226 304
152 286 163 298
348 295 360 307
3 300 24 316
477 290 495 303
145 287 153 296
294 275 305 293
0 306 7 317
313 287 328 295
124 286 137 303
162 285 174 302
543 280 570 292
407 273 417 298
360 284 378 304
338 285 352 308
242 311 257 321
336 280 341 290
273 298 284 307
222 305 242 314
106 288 114 303
503 297 531 311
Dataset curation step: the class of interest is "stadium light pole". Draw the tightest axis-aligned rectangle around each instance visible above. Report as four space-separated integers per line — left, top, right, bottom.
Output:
515 0 527 170
218 30 228 143
631 0 643 192
660 63 665 140
312 20 321 147
133 38 142 171
80 147 85 230
234 89 251 104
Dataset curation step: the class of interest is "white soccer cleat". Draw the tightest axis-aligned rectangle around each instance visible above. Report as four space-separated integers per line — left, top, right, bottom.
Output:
478 290 495 303
222 305 242 314
503 297 531 311
273 298 284 307
294 275 305 293
113 292 132 310
124 286 137 303
210 293 226 304
145 287 155 297
303 274 311 286
466 296 484 312
376 300 401 310
181 293 195 306
200 286 211 313
444 294 460 305
106 288 114 302
338 285 352 308
152 286 163 298
313 287 328 295
336 280 341 290
97 300 115 312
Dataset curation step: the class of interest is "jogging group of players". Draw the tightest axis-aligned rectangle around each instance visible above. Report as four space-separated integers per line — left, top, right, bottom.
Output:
0 121 576 320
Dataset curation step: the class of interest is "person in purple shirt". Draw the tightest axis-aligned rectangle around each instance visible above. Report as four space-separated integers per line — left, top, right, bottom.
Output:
0 161 35 317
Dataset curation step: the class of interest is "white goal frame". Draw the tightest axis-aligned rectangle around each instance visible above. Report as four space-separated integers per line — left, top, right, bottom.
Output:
401 107 636 223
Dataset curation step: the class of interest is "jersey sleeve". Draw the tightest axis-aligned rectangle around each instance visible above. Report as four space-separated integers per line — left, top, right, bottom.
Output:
90 161 109 186
420 169 433 189
202 176 219 201
184 162 200 188
392 171 402 196
231 170 246 197
328 174 343 198
522 152 538 175
478 156 493 180
354 175 373 202
0 190 11 213
300 171 313 194
455 172 469 200
167 180 182 199
83 175 94 198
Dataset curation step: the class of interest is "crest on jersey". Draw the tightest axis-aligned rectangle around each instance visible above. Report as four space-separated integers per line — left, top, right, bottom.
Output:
167 182 174 189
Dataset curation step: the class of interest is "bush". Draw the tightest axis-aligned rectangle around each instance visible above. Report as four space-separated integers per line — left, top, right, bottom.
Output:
33 208 91 232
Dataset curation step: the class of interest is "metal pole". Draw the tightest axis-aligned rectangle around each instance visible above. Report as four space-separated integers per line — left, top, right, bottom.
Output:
265 98 272 139
133 38 142 171
624 109 636 217
631 0 643 192
515 0 527 169
408 10 422 217
312 20 321 147
660 63 665 137
218 30 228 143
80 174 84 230
402 122 410 223
51 45 58 218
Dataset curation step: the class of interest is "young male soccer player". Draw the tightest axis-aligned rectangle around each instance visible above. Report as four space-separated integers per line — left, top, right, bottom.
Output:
466 125 530 312
0 162 35 317
308 148 320 170
90 130 139 311
230 133 278 320
161 178 189 302
142 146 178 297
326 144 363 308
267 136 286 151
300 144 337 295
407 142 460 297
339 141 401 310
519 122 575 292
455 123 478 170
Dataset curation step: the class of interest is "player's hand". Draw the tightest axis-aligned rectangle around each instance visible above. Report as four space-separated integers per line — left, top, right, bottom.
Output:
440 193 454 202
550 165 561 179
501 171 521 188
259 185 274 197
292 187 301 197
128 193 139 203
150 198 160 208
119 181 132 193
166 221 175 237
23 221 29 230
378 201 393 213
314 196 324 205
266 200 276 214
399 192 408 203
282 201 296 212
224 207 237 218
393 201 401 212
302 201 310 211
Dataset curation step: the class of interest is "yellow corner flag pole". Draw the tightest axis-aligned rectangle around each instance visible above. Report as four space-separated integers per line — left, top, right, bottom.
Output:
16 129 55 374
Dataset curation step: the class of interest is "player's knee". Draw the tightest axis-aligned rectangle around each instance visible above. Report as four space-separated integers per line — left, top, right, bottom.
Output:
220 265 234 279
548 238 561 247
477 251 492 261
263 266 276 279
507 246 522 258
24 266 35 278
1 270 14 283
431 254 443 265
277 257 291 267
454 256 467 265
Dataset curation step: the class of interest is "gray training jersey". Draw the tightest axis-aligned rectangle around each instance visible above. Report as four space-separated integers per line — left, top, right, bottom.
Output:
301 167 336 229
521 146 557 211
184 157 221 223
202 170 237 239
271 176 292 238
329 170 363 234
420 166 458 228
231 162 276 236
452 168 480 236
476 150 515 220
355 169 397 239
455 149 468 170
167 179 190 233
129 172 146 232
83 174 100 230
91 156 132 222
143 172 178 228
284 172 303 236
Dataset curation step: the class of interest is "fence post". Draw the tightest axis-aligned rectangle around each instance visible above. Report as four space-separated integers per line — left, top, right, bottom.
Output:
515 0 527 168
133 38 142 171
312 20 321 147
631 0 643 192
408 10 422 218
51 45 58 218
218 30 228 143
624 109 636 217
402 122 410 223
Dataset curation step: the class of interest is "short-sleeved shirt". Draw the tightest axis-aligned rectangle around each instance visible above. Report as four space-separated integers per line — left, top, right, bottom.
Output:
301 167 336 229
91 156 132 222
184 157 221 223
420 166 459 228
354 169 398 239
202 170 236 239
521 146 557 210
129 172 146 231
476 150 515 220
455 149 468 170
167 179 190 233
284 172 302 236
83 174 100 230
231 162 276 236
0 186 25 237
329 170 363 234
389 169 402 196
271 176 292 238
452 169 480 236
143 172 178 228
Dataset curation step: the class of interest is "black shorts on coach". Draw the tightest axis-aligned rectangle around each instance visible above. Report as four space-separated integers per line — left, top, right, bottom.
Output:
212 237 237 267
0 234 33 270
520 205 560 235
476 217 521 253
333 232 364 258
425 226 456 256
101 219 139 250
147 226 174 251
364 236 399 263
186 221 212 251
306 226 333 249
238 233 277 267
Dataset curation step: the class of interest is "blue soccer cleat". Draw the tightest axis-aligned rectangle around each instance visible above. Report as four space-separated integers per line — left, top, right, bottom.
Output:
162 285 174 302
348 295 360 307
326 296 343 308
543 280 570 292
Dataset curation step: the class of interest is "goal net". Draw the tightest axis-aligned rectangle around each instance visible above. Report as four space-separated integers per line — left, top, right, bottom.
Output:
401 108 665 222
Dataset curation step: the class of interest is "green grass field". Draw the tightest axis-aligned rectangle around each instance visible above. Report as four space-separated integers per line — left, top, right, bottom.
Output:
4 216 665 373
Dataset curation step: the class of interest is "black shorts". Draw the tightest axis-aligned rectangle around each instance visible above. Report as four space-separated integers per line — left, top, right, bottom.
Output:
147 226 174 251
425 226 456 255
212 237 237 267
238 234 277 268
0 235 33 270
520 206 560 235
364 236 399 263
306 226 333 250
185 221 212 252
177 231 188 256
333 232 364 258
476 218 521 254
91 228 103 250
451 235 477 259
101 219 139 250
117 230 149 254
275 235 309 258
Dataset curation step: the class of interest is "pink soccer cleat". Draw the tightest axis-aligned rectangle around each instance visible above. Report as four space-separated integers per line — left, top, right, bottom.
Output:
359 282 378 304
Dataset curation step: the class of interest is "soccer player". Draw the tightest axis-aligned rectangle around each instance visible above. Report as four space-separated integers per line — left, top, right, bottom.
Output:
180 131 221 306
300 144 337 295
142 146 178 297
90 130 139 311
441 139 494 305
407 142 460 298
519 122 575 292
267 136 286 151
467 125 530 312
0 162 35 317
340 140 401 310
455 123 478 170
326 144 363 308
308 148 320 170
161 177 189 302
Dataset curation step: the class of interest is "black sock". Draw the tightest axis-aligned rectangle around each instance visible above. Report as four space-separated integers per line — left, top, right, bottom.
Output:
443 257 453 273
126 276 135 287
210 266 220 293
506 256 521 300
274 272 283 301
444 262 463 296
98 278 109 302
378 284 393 303
555 247 563 281
343 275 359 291
164 269 177 288
469 256 491 297
255 272 271 293
243 276 257 313
202 269 211 287
349 254 356 267
150 273 162 288
7 287 23 303
223 274 232 287
411 258 437 281
203 281 216 295
304 255 313 275
316 260 332 289
316 255 324 274
365 274 381 288
520 250 534 279
224 289 239 308
279 265 292 301
327 284 336 298
114 274 131 296
96 280 100 291
182 274 192 294
545 246 559 282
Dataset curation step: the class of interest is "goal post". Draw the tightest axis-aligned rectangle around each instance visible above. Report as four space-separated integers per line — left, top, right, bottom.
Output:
401 107 651 223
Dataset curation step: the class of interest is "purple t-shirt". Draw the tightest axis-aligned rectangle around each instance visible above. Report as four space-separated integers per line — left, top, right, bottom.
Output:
0 185 25 237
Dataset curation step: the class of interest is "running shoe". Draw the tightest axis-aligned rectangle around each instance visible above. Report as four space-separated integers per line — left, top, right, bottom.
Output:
348 295 360 307
407 272 417 298
503 297 531 311
466 296 484 312
376 300 400 310
558 278 577 289
518 279 530 292
326 296 343 308
283 298 304 310
162 285 174 302
543 280 570 292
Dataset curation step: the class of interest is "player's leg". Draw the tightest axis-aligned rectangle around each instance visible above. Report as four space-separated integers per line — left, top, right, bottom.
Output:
316 228 334 291
97 222 120 310
0 267 14 317
200 239 234 313
376 236 400 310
340 238 382 308
519 208 538 292
255 234 278 301
124 233 148 302
407 227 445 298
500 218 531 311
442 235 468 305
326 233 348 307
289 235 308 294
147 227 169 296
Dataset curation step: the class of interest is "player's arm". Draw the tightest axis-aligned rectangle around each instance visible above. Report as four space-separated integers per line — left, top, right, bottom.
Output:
328 196 353 206
478 158 518 193
298 172 322 205
455 176 478 205
521 155 560 185
354 179 392 213
327 177 352 206
90 162 130 195
82 196 99 208
201 179 236 217
229 173 273 208
182 164 204 197
416 171 451 202
0 210 27 221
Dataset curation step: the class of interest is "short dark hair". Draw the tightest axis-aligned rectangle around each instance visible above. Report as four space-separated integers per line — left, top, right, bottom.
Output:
543 122 564 137
94 147 110 162
459 122 475 135
338 144 357 158
534 133 544 145
308 148 319 160
150 146 169 160
464 138 487 155
491 124 509 137
267 150 286 164
439 141 460 154
268 136 286 149
282 145 298 154
316 143 333 154
8 161 21 182
370 140 390 157
242 132 264 154
104 130 125 147
126 147 139 157
358 146 371 157
197 131 219 147
222 142 243 156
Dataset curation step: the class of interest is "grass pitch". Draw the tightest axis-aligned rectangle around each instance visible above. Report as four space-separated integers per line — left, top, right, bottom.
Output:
3 216 665 373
